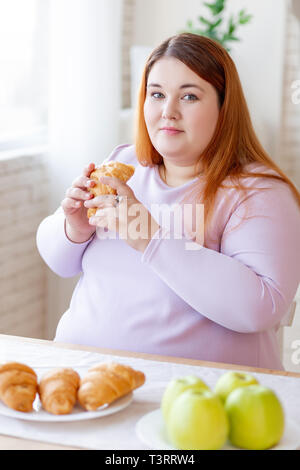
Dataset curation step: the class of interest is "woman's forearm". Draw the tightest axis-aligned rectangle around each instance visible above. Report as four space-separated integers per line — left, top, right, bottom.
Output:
36 207 95 278
142 235 288 333
141 185 300 333
65 220 95 244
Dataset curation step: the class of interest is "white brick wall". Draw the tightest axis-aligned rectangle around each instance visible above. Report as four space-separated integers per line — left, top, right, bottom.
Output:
280 11 300 371
121 0 136 109
279 11 300 186
0 151 49 339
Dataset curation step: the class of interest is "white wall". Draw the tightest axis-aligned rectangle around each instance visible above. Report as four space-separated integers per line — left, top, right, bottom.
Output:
0 149 48 339
132 0 287 162
133 0 205 47
46 0 123 338
48 0 123 210
279 7 300 185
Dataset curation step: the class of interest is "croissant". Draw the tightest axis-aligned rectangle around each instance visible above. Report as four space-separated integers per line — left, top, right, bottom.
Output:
78 362 145 411
0 362 38 412
87 161 135 217
38 368 80 415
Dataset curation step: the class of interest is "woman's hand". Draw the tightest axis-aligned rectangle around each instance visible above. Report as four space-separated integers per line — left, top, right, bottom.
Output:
61 163 97 243
84 176 160 252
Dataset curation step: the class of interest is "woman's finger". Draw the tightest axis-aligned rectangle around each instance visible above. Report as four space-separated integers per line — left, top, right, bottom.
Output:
89 213 108 227
95 206 118 216
61 197 82 211
83 162 96 178
84 194 118 208
65 187 94 200
89 206 119 229
71 175 96 190
98 176 134 197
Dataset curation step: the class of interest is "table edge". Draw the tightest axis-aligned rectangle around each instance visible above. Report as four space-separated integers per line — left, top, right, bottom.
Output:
2 334 300 378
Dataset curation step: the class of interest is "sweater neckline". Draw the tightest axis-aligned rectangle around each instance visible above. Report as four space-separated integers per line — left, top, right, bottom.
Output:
154 165 200 190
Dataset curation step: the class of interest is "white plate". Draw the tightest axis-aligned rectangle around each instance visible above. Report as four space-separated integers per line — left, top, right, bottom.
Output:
136 409 300 450
0 392 133 422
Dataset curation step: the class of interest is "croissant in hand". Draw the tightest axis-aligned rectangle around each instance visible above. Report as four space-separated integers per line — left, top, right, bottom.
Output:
39 368 80 415
87 161 135 218
0 362 38 412
78 362 145 411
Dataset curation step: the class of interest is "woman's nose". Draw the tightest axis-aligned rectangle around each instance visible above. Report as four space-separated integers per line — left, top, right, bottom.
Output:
162 99 180 120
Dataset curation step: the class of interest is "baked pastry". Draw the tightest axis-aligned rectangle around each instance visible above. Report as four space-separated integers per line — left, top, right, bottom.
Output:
0 362 38 412
87 161 135 217
38 368 80 415
78 362 145 411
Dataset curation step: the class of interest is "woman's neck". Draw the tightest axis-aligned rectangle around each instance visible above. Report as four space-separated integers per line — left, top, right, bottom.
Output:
159 160 201 187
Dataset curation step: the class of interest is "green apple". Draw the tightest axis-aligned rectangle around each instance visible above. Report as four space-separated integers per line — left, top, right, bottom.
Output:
225 384 285 450
166 389 229 450
161 375 210 422
214 371 259 403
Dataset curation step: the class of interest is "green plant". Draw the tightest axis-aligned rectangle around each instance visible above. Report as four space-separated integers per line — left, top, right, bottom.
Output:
182 0 253 52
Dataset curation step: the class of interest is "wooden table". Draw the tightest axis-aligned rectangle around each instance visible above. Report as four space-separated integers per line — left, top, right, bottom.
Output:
0 334 299 450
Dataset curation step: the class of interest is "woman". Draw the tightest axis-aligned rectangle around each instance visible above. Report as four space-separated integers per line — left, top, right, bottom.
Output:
37 33 300 370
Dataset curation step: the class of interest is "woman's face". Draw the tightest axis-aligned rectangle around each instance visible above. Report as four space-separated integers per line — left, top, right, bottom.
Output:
144 57 220 167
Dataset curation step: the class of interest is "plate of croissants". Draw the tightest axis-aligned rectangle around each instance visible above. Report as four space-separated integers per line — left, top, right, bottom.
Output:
0 361 145 422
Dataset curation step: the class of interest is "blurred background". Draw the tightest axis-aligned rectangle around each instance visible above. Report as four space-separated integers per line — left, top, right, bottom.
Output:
0 0 299 371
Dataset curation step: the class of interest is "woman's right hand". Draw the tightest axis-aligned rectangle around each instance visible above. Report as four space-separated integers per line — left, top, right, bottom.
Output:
61 163 97 243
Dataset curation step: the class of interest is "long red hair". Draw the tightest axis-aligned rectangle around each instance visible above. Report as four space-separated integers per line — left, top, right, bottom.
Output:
134 33 300 242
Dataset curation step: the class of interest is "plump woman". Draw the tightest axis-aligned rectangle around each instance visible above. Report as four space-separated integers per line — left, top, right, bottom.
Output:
37 33 300 370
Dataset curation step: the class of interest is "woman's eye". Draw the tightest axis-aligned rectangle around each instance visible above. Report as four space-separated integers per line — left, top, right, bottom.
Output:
149 92 198 101
151 92 164 99
182 94 198 101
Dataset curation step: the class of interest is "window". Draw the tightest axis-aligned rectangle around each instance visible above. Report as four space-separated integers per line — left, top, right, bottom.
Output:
0 0 49 150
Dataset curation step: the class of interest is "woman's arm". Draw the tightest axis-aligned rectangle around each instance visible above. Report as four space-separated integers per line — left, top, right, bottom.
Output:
36 207 95 278
141 182 300 333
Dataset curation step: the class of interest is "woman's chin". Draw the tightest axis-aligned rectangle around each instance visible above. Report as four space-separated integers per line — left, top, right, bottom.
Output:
155 143 186 159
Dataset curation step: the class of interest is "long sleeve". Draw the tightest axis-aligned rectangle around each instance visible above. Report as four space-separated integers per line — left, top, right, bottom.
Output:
36 144 131 278
36 207 95 278
141 181 300 334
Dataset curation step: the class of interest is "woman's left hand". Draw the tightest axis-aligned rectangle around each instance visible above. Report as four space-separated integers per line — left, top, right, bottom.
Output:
84 176 160 253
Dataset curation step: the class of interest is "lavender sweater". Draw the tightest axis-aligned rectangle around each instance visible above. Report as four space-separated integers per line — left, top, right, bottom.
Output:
36 144 300 369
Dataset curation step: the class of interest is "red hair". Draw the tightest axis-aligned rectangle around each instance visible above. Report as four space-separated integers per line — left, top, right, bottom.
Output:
134 33 300 243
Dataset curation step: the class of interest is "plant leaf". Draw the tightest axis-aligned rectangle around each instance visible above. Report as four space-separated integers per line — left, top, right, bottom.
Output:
203 0 225 16
239 10 253 24
198 16 214 27
212 18 223 29
228 16 236 34
239 14 253 25
228 36 240 41
179 1 253 55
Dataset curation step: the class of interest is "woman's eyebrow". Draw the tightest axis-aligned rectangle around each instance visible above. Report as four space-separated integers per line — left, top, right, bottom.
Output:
147 83 205 93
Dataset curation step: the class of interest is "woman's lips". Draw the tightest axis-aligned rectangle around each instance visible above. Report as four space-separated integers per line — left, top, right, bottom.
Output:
161 128 183 135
